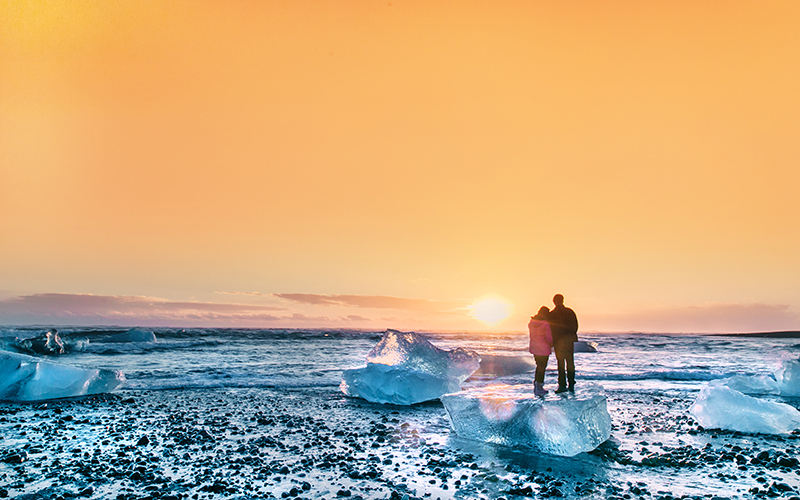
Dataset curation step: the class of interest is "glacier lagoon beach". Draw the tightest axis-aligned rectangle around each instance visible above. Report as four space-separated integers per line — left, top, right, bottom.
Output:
1 328 799 500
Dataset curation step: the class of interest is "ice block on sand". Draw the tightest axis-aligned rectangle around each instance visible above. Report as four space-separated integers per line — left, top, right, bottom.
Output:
340 330 480 405
0 351 125 402
690 384 800 435
441 384 612 457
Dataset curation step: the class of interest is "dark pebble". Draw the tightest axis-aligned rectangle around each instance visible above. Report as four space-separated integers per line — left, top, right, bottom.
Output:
3 452 27 464
137 435 150 446
505 486 534 496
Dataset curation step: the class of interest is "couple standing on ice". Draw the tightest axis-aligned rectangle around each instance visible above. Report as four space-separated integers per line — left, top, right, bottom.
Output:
528 294 579 396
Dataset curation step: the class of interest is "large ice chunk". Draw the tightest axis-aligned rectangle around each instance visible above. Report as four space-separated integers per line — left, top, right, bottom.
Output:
0 351 125 402
340 363 464 405
689 385 800 435
364 330 480 381
340 330 480 405
441 384 612 457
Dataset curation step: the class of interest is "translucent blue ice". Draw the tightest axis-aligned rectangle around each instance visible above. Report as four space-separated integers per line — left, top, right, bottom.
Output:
340 330 480 405
441 384 612 457
0 351 125 402
710 357 800 397
690 384 800 435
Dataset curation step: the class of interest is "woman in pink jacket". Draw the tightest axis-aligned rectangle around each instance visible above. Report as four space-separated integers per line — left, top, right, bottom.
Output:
528 306 553 396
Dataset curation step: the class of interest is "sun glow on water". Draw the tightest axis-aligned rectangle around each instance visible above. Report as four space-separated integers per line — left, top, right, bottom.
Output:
469 297 514 326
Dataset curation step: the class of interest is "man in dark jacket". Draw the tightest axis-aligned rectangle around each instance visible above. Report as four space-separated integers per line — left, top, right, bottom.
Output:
548 294 578 393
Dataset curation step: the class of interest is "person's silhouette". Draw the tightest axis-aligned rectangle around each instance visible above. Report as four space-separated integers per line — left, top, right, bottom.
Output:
547 294 578 393
528 306 553 396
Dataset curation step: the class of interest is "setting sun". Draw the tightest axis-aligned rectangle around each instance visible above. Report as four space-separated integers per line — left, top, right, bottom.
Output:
2 2 799 498
469 298 514 327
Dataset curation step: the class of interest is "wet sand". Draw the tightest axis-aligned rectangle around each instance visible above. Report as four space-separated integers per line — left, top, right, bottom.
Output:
1 387 799 500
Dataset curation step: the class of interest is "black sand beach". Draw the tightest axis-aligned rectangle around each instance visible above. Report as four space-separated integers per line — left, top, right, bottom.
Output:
2 386 799 500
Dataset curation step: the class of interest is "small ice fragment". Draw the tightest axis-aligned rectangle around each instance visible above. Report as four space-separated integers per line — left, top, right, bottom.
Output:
573 341 598 353
340 330 480 405
13 329 65 355
0 351 125 402
689 384 800 435
775 358 800 397
441 384 612 457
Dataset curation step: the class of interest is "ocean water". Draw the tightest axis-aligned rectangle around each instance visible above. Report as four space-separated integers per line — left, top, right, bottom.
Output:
1 327 798 396
2 327 800 499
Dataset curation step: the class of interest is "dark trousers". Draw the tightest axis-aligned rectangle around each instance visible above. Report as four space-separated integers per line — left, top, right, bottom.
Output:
533 355 549 384
554 340 575 388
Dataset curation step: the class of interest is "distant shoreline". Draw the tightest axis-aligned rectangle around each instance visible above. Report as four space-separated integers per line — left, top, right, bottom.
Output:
713 331 800 338
2 326 800 338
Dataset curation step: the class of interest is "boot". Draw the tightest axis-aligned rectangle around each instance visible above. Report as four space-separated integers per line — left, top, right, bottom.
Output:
554 385 569 394
534 382 547 397
568 382 575 393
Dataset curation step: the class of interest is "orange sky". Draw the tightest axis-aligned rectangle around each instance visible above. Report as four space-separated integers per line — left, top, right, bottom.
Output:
2 1 799 332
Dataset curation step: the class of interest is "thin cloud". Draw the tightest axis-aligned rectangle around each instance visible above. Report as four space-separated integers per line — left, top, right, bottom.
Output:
0 293 471 328
273 293 465 314
0 293 289 326
584 302 799 333
343 315 370 322
0 293 285 313
214 291 271 297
